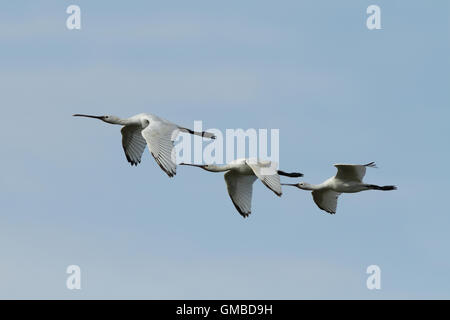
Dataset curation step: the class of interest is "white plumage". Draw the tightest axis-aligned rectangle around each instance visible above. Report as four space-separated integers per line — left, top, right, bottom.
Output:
283 162 396 214
74 113 396 218
73 113 215 177
181 159 302 217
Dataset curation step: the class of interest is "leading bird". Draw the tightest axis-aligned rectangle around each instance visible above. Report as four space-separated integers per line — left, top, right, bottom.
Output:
282 162 397 214
73 113 215 177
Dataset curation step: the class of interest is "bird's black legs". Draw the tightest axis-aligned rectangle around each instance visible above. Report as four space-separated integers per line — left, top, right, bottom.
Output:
366 184 397 191
277 170 303 178
179 127 216 139
364 162 377 168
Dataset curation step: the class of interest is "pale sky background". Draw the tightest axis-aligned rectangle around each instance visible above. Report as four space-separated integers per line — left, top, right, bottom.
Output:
0 1 449 299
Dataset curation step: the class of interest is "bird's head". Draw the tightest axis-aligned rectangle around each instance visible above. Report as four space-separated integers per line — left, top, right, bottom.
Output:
282 182 314 190
101 115 121 124
295 182 314 190
73 114 120 124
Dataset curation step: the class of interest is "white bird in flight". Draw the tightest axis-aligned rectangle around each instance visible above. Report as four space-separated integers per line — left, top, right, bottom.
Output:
180 158 303 217
73 113 215 177
282 162 396 214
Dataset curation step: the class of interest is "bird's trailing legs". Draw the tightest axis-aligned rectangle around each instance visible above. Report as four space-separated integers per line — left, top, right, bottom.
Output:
179 127 216 139
364 162 377 168
365 184 397 191
277 170 303 178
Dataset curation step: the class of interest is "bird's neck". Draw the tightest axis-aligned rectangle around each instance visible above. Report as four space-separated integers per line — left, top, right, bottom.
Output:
203 164 233 172
114 118 135 126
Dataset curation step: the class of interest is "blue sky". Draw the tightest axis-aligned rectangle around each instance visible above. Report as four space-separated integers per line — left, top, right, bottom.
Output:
0 1 449 299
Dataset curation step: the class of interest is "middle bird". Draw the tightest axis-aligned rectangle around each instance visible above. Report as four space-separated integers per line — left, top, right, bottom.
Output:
181 159 302 218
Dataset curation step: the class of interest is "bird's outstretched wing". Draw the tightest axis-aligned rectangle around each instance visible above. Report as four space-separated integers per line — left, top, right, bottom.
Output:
312 189 341 214
121 125 147 166
334 162 376 182
224 171 258 218
141 120 180 177
246 160 282 196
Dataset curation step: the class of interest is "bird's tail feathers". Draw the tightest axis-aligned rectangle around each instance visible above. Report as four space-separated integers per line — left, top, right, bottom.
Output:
366 184 397 191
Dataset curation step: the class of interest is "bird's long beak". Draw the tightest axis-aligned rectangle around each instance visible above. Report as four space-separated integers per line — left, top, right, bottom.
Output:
73 114 104 120
281 183 299 187
179 163 205 168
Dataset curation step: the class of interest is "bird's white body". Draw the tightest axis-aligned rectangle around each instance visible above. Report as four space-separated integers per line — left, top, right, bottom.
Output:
317 177 370 194
220 158 258 175
181 158 302 218
283 162 396 214
73 112 215 177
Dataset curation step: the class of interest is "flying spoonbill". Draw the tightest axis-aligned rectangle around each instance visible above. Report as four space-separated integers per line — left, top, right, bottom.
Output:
73 113 215 177
282 162 396 214
180 159 303 217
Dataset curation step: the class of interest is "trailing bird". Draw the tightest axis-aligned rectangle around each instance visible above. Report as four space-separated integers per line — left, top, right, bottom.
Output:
282 162 396 214
73 113 215 177
180 159 303 218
